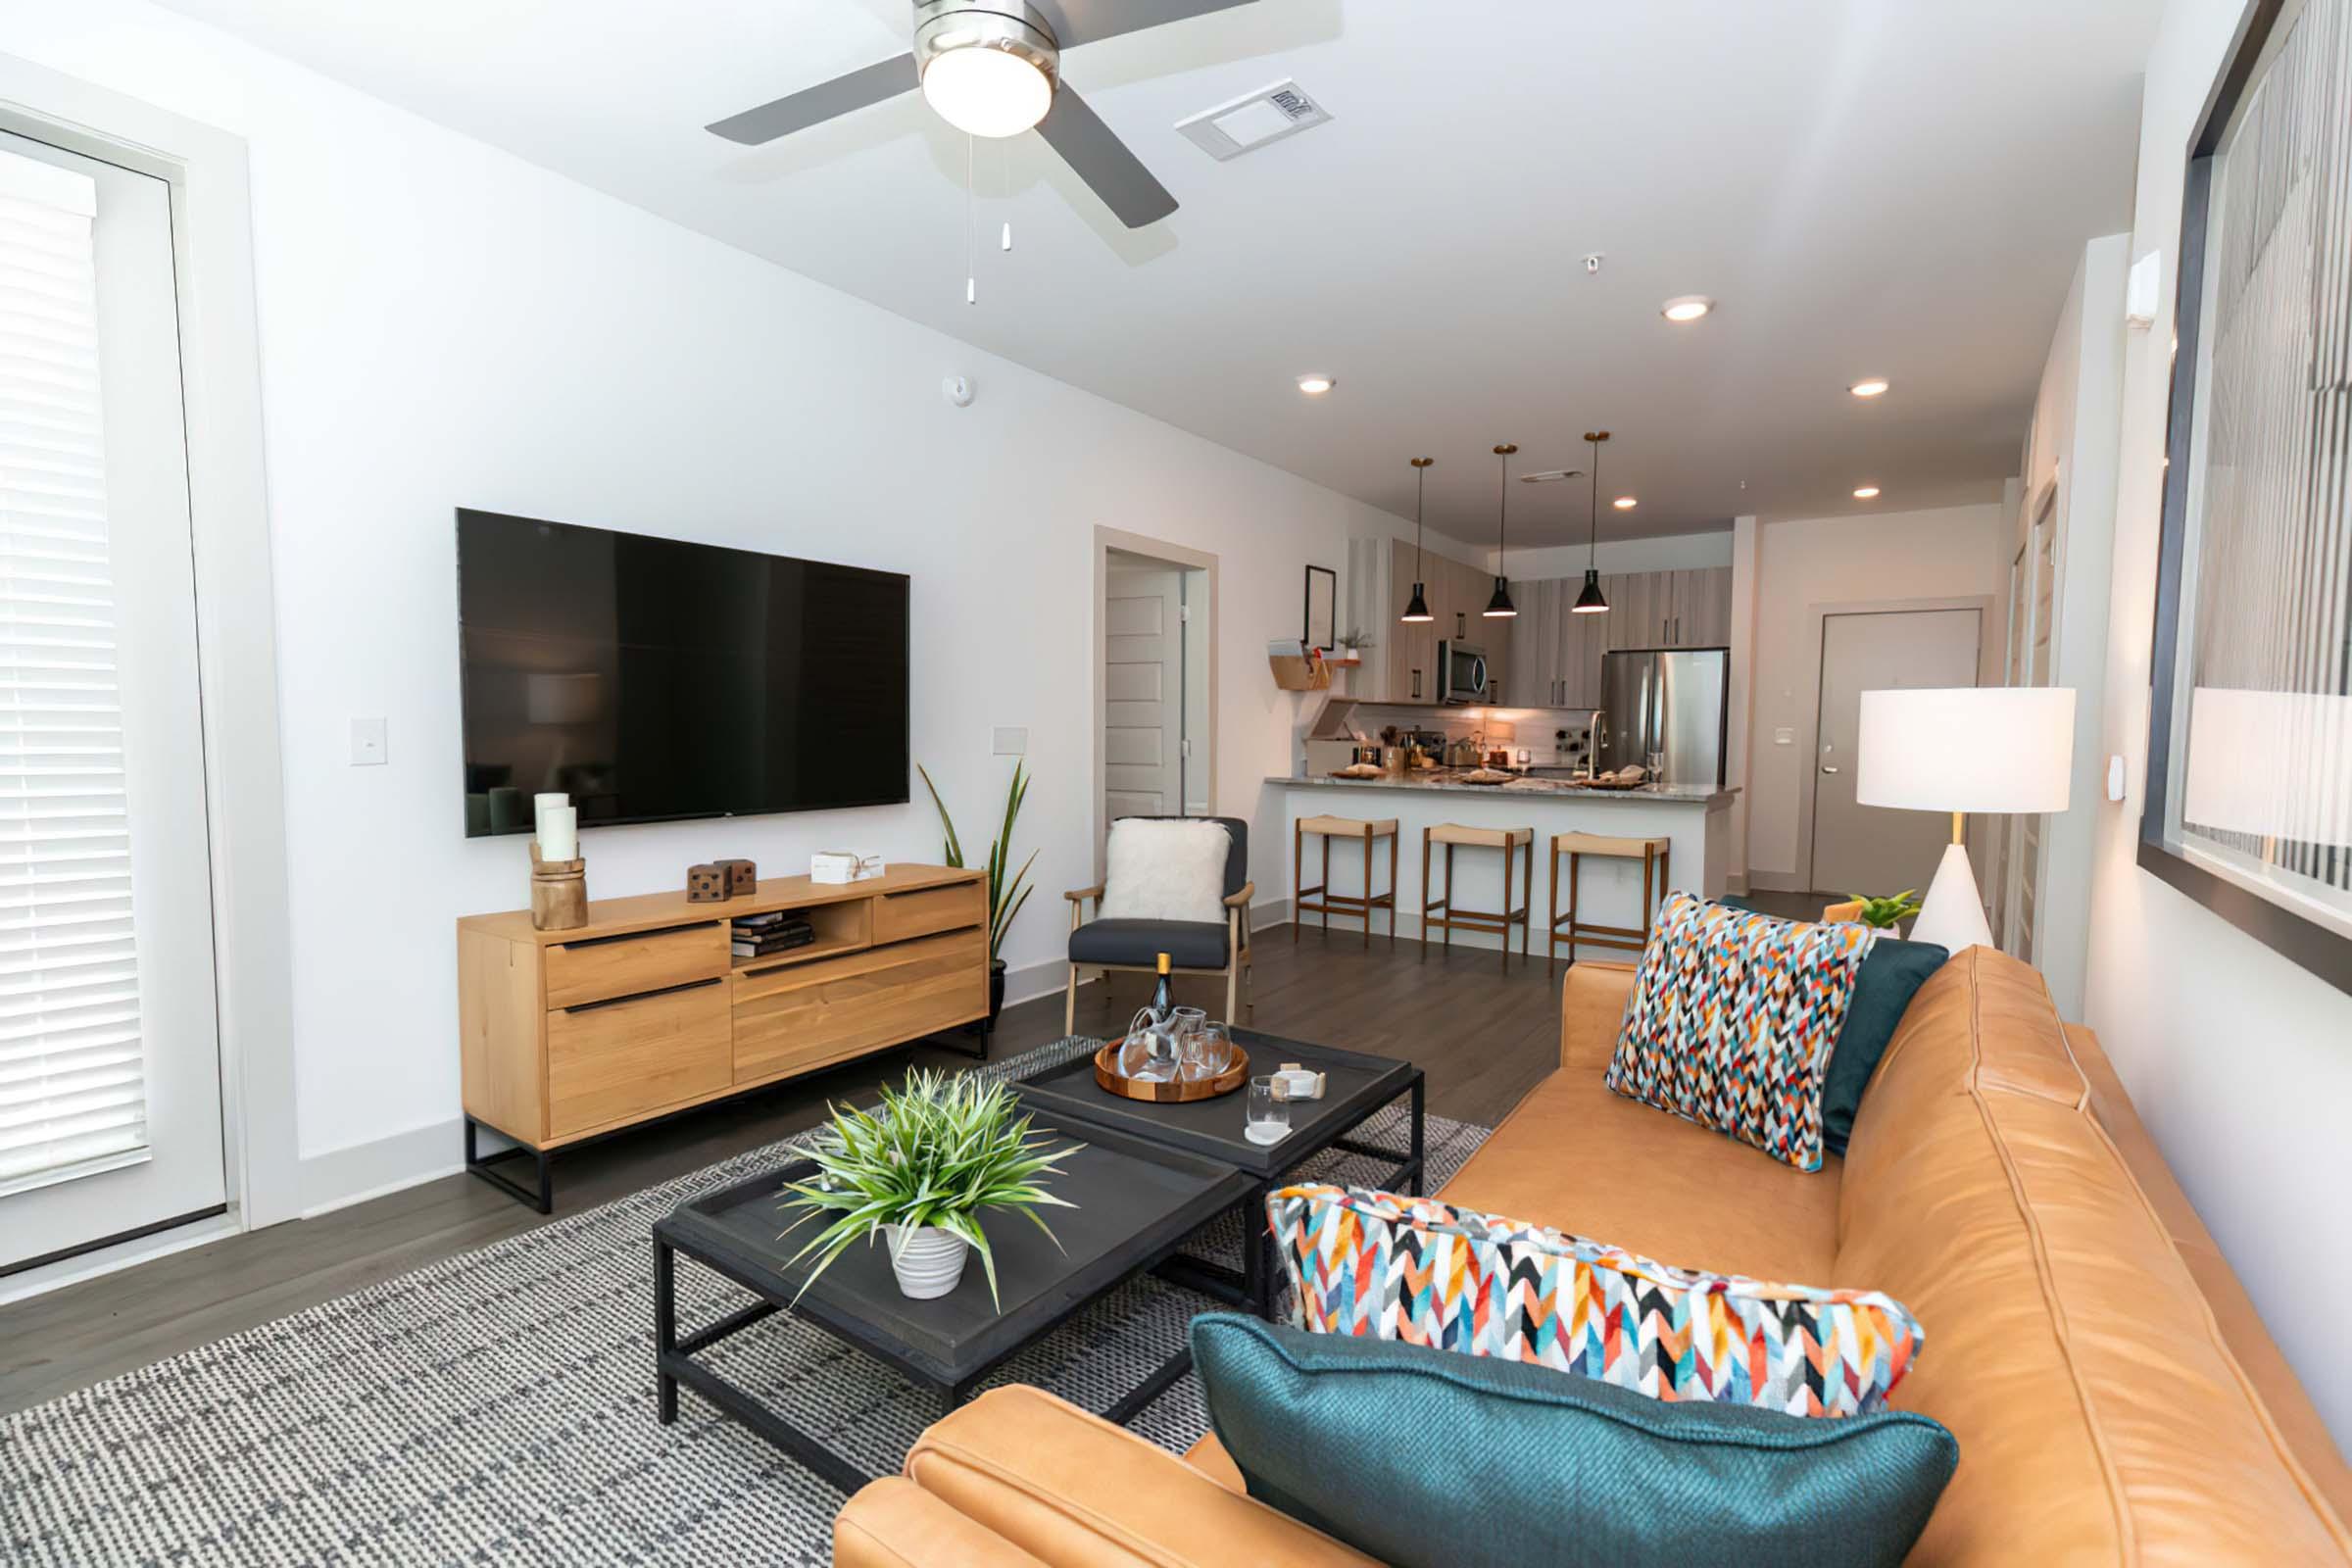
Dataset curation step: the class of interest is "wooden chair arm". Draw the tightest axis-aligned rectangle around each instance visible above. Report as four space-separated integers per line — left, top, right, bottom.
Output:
1065 885 1106 903
1223 882 1256 908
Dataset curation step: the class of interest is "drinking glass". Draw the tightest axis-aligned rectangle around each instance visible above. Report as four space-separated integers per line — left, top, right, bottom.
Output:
1246 1076 1291 1145
1185 1020 1232 1081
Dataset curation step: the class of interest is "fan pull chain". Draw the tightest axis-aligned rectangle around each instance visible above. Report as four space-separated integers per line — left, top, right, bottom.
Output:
965 135 977 304
1000 137 1012 251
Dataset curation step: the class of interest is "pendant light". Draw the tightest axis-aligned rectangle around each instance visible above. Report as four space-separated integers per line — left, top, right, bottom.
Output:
1400 458 1435 622
1572 430 1612 614
1484 443 1519 618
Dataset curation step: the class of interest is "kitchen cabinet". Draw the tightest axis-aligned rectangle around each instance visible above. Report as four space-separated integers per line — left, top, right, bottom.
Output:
1388 539 1437 702
1673 566 1733 647
1603 572 1665 650
1598 567 1734 650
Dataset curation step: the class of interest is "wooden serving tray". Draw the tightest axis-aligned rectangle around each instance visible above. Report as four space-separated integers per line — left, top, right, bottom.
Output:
1093 1041 1249 1102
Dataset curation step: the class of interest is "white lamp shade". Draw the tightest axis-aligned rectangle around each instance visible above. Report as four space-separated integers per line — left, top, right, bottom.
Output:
2183 687 2352 845
1856 687 2075 814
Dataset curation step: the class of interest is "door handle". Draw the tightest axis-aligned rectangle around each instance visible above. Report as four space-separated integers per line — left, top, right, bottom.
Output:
1820 764 1840 774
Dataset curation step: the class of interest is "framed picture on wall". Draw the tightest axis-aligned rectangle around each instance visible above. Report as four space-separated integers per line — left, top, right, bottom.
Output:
1303 564 1337 653
2143 0 2352 997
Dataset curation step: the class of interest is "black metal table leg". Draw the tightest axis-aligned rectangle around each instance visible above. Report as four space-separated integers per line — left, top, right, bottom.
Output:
465 1115 552 1213
1243 1187 1274 1320
655 1237 679 1425
1408 1073 1427 1197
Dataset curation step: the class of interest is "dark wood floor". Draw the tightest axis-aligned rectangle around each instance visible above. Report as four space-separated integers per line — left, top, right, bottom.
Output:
0 922 1580 1417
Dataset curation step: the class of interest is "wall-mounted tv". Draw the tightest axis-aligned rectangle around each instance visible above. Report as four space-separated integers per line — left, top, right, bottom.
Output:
456 509 909 836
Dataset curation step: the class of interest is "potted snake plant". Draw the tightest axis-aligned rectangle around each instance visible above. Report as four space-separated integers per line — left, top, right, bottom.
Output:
778 1069 1080 1305
917 760 1034 1030
1847 889 1924 940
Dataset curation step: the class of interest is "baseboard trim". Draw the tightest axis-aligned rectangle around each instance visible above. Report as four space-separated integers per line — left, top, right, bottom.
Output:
299 1121 464 1219
1743 869 1808 893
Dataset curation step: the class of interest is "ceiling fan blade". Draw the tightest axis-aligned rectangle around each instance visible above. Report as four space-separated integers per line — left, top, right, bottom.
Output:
1036 86 1177 228
1036 0 1259 48
706 54 918 145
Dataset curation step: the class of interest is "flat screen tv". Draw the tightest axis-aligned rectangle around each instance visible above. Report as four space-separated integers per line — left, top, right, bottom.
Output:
456 509 909 836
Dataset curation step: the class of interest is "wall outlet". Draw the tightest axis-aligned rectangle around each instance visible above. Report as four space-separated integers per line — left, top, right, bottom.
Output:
350 717 387 765
992 726 1028 757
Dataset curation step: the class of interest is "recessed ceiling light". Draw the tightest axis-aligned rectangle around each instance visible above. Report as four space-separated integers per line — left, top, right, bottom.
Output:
1296 373 1336 395
1613 496 1638 510
1853 485 1882 500
1660 295 1714 323
1849 378 1891 398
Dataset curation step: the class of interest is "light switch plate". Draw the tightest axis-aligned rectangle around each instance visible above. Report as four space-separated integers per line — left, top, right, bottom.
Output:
350 717 387 765
992 726 1027 757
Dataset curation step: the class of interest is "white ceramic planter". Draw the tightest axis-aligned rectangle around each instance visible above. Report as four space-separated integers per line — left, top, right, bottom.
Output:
883 1223 970 1300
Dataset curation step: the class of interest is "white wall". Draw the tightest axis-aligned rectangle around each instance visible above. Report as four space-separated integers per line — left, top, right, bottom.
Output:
2083 0 2352 1448
3 0 1416 1209
1741 503 2009 888
1483 528 1734 580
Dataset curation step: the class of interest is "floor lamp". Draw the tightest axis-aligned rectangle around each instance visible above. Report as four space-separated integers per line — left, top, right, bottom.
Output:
1855 688 2075 954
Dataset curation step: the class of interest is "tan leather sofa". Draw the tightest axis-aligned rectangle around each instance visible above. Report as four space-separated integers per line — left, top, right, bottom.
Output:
836 949 2352 1565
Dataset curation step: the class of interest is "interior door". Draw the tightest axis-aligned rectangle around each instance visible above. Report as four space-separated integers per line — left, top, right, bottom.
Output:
0 134 228 1271
1808 609 1983 897
1103 564 1182 816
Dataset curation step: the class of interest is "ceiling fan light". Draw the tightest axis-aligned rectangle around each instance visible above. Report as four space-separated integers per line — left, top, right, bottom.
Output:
1572 568 1610 614
1484 577 1518 617
1400 583 1433 623
921 45 1054 137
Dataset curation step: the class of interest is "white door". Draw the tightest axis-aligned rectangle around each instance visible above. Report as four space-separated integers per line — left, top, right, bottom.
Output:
1808 609 1983 897
0 133 227 1272
1103 564 1182 817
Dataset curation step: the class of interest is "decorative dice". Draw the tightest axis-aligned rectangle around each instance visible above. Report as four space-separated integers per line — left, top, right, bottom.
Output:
715 858 757 897
686 863 726 903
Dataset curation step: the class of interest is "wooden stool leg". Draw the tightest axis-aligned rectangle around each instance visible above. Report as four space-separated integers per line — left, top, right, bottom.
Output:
1292 820 1302 944
1499 843 1514 972
1522 841 1533 960
1659 847 1671 923
1444 845 1455 955
1361 830 1373 950
1567 852 1582 968
1420 831 1432 956
1642 845 1655 943
1389 830 1399 948
1547 843 1559 974
1321 834 1332 935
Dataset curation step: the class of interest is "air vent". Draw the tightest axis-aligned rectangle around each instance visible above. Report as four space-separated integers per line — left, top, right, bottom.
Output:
1176 79 1334 162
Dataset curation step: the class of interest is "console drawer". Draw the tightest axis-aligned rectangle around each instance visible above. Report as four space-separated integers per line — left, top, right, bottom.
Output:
547 978 730 1138
734 928 986 1081
544 920 728 1009
871 880 986 946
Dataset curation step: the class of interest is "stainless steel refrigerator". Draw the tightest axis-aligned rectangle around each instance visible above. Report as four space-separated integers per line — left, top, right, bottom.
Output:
1596 649 1729 787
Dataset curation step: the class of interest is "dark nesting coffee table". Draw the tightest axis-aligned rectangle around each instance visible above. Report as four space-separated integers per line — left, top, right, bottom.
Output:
653 1117 1252 1493
1015 1031 1425 1318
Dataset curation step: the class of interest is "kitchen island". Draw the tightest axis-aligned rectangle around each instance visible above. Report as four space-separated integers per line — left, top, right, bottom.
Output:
1266 773 1738 955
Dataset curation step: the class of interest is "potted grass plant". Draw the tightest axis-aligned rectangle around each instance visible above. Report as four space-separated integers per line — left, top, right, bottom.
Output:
778 1069 1080 1305
1847 889 1924 940
917 760 1034 1030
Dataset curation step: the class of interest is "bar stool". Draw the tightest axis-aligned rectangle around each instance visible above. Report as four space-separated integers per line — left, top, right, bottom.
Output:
1420 822 1535 969
1294 815 1399 948
1549 832 1672 972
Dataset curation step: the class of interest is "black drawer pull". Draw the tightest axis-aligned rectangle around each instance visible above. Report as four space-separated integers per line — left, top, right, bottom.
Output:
555 921 716 952
562 976 721 1014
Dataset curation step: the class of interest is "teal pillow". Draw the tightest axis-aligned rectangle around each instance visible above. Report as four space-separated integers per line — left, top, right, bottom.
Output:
1713 898 1946 1156
1191 1314 1956 1568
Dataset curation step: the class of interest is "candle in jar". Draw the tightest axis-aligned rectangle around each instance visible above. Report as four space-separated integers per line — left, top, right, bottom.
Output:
536 803 577 862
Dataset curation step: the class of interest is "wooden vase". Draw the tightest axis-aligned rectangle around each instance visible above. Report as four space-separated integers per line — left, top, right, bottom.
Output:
529 842 588 931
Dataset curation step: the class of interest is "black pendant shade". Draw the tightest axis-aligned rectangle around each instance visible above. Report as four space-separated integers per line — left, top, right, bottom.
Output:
1573 430 1612 615
1484 442 1518 618
1401 456 1436 623
1572 566 1609 613
1401 582 1432 622
1485 576 1518 617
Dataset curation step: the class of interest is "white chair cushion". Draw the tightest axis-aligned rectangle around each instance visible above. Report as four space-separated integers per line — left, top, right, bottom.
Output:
1097 818 1233 925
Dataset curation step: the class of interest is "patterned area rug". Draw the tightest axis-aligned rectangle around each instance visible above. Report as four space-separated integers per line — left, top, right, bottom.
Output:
1 1039 1489 1567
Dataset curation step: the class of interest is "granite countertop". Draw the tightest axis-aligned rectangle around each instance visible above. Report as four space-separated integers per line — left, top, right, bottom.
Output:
1267 773 1738 806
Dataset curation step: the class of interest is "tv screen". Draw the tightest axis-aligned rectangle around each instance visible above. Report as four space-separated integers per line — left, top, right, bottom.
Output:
456 509 909 836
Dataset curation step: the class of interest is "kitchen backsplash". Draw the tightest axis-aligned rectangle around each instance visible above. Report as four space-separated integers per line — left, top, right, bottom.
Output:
1344 703 1601 768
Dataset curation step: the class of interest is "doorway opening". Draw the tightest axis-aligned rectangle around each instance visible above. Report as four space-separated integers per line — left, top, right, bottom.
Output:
1094 531 1217 852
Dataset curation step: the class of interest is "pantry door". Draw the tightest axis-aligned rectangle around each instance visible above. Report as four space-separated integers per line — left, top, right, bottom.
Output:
0 130 227 1273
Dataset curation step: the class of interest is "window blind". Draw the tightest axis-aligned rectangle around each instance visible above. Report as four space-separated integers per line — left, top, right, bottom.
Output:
0 150 150 1196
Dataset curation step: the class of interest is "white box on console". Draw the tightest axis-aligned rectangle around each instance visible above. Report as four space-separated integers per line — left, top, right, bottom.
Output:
811 851 886 884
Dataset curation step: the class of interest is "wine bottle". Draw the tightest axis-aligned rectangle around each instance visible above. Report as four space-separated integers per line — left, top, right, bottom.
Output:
1148 952 1175 1022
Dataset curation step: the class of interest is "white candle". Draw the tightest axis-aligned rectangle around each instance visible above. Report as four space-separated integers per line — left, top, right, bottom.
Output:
534 791 568 818
536 804 577 862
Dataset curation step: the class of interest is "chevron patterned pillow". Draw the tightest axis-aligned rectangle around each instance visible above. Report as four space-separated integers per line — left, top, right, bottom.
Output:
1605 890 1874 1172
1266 1184 1924 1418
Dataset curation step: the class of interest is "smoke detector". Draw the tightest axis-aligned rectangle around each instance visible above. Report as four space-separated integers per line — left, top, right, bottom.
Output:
1176 79 1333 161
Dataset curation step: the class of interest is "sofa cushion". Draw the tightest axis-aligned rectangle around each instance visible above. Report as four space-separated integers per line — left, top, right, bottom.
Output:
1606 891 1873 1171
1068 916 1229 970
1096 817 1232 923
1267 1184 1922 1416
1440 1048 1844 1284
1191 1313 1957 1568
1834 948 2352 1563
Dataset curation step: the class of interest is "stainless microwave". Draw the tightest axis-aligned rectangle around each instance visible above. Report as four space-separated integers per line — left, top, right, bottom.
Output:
1435 639 1489 705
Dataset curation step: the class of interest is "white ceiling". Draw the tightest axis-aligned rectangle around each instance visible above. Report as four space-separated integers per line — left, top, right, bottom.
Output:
155 0 2155 547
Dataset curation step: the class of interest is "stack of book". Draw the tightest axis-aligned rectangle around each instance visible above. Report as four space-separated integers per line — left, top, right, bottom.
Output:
731 909 815 960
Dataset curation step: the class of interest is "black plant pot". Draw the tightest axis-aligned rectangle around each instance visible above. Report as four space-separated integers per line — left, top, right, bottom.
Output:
988 958 1006 1030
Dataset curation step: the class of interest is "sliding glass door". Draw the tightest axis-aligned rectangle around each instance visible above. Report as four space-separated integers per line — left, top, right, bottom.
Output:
0 130 226 1274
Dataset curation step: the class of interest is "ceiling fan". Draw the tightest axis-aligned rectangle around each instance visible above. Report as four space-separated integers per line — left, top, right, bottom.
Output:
706 0 1259 229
